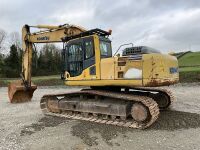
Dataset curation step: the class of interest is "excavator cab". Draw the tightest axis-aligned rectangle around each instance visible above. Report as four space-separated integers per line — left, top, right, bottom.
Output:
61 29 112 80
64 36 94 77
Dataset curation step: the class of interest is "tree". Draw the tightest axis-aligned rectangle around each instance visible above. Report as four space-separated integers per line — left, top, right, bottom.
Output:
3 44 20 77
0 53 5 77
32 45 38 76
37 44 61 76
0 41 62 77
0 29 7 52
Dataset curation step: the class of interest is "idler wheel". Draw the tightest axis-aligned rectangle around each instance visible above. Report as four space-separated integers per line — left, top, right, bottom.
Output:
154 93 170 109
131 103 148 122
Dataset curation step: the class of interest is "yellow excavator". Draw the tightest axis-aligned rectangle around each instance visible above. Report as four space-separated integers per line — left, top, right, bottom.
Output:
8 24 179 129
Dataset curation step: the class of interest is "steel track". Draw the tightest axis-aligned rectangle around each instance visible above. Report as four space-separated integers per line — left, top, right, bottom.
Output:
131 87 175 109
40 89 160 129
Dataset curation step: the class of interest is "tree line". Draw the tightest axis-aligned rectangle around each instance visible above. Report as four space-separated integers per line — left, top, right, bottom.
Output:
0 28 62 78
0 44 62 78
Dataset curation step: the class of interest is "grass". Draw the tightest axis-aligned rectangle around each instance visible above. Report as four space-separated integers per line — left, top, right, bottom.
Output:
179 70 200 83
0 75 64 87
178 51 200 67
176 51 200 82
179 66 200 72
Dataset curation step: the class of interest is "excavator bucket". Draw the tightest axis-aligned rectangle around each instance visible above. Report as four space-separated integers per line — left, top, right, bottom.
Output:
8 80 37 103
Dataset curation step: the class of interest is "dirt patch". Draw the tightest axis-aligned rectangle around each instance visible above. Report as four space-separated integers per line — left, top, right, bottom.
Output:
20 116 69 136
71 110 200 146
1 84 200 150
71 120 131 146
150 110 200 130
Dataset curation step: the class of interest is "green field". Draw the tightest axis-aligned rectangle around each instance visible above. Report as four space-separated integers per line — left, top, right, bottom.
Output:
179 67 200 72
176 51 200 82
0 75 64 87
178 51 200 67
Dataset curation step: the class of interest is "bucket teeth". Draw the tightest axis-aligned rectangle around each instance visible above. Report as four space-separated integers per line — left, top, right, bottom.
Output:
8 80 37 103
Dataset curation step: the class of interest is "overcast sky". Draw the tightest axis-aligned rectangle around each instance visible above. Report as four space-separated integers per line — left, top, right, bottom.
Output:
0 0 200 53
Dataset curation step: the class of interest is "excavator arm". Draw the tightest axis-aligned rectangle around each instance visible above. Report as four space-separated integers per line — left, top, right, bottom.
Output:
8 24 86 103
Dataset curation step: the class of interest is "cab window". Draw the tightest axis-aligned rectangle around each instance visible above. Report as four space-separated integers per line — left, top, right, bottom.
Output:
67 43 83 77
100 40 112 58
85 39 94 59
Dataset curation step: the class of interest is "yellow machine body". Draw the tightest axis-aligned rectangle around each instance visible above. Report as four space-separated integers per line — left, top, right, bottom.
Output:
64 35 179 87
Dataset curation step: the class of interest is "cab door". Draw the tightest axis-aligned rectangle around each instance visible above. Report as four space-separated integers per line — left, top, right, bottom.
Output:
66 39 84 77
83 37 96 76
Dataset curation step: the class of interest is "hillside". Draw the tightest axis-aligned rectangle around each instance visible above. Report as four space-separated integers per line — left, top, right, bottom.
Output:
174 51 200 82
178 51 200 67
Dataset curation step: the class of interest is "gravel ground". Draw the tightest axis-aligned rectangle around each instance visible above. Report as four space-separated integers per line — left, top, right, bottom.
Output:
1 83 200 150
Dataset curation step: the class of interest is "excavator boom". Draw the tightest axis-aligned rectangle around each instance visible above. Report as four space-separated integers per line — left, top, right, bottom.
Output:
8 24 86 103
